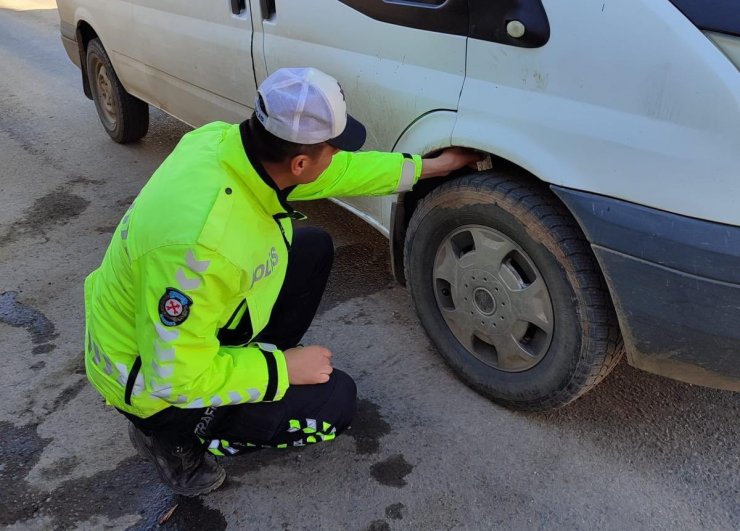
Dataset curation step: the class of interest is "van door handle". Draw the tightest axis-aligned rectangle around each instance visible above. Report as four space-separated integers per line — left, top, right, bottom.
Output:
231 0 245 15
260 0 276 19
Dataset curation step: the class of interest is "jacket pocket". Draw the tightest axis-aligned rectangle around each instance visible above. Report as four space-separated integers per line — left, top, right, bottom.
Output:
217 299 253 346
124 356 142 406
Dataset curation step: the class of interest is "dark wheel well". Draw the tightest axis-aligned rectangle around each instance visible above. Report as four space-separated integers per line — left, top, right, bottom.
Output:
75 21 98 99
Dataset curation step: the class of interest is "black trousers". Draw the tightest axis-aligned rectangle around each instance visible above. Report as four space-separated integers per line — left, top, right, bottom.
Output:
122 227 357 455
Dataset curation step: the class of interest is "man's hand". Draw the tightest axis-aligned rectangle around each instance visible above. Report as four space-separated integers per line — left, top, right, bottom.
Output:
284 345 333 385
420 147 484 179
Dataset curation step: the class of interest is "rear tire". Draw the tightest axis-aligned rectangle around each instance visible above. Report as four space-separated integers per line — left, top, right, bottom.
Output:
404 173 623 411
86 38 149 143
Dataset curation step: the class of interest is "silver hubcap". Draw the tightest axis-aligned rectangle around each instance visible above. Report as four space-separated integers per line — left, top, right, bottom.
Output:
93 60 117 125
433 225 554 372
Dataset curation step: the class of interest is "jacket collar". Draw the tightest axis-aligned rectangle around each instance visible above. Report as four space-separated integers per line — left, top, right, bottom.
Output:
240 120 295 211
220 121 302 219
240 121 306 221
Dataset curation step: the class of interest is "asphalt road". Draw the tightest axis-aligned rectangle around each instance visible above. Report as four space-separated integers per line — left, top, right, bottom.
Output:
0 4 738 530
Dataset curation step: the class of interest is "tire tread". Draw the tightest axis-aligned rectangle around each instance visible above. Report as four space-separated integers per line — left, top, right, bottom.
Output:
404 172 623 411
87 39 149 144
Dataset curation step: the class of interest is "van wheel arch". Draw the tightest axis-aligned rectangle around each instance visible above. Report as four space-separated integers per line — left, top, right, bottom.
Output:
75 20 98 100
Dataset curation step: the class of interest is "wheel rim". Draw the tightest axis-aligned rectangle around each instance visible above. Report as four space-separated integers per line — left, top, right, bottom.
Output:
432 225 554 372
92 59 117 126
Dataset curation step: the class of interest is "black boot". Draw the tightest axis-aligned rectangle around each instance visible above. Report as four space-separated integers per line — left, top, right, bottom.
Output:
128 423 226 496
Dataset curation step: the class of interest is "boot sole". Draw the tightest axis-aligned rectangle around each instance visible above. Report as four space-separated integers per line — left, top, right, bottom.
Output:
128 424 227 497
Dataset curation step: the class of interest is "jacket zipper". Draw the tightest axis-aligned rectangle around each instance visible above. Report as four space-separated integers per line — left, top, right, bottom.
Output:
124 356 142 406
223 299 246 330
273 214 291 251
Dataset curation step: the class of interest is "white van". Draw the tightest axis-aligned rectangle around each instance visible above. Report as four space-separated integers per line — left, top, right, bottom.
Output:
57 0 740 410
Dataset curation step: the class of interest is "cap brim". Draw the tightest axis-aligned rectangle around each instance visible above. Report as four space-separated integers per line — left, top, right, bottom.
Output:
327 114 366 152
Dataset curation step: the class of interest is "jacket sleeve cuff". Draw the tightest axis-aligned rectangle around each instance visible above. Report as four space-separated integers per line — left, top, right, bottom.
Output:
396 154 423 193
255 343 290 402
272 349 290 401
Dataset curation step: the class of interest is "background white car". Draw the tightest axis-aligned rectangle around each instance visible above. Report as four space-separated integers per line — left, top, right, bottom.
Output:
57 0 740 410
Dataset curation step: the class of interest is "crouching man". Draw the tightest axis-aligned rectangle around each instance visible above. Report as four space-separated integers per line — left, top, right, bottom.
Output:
83 67 479 495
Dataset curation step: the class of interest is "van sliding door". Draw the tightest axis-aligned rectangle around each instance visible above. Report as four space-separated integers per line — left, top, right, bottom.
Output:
250 0 468 228
128 0 259 125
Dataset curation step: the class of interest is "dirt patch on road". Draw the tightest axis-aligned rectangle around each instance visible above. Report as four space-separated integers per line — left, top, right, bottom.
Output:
0 421 50 526
1 188 89 246
346 399 392 455
370 454 413 488
0 291 57 346
385 502 405 520
18 190 89 234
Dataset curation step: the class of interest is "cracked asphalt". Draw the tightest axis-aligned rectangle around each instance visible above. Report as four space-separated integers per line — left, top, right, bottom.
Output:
0 3 738 530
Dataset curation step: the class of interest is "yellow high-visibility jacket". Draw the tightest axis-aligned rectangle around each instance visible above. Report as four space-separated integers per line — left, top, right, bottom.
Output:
84 121 422 418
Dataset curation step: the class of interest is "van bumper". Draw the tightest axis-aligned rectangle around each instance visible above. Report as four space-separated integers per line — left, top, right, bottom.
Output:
553 186 740 392
60 20 79 68
61 35 79 67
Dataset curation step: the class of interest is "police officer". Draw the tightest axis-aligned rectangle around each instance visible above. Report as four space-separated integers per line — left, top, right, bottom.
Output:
84 68 480 496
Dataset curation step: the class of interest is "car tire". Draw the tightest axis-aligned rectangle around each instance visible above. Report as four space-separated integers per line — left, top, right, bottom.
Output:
404 172 623 411
86 38 149 143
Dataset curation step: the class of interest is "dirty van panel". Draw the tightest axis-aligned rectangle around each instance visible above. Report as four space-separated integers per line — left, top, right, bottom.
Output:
255 0 466 153
595 247 740 392
554 186 740 392
126 0 257 125
452 0 740 227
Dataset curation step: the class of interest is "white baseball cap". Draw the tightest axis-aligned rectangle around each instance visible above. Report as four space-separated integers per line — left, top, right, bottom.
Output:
255 67 366 151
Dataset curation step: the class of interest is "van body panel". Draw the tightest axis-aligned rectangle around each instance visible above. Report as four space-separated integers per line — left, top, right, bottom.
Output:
453 0 740 226
125 1 257 126
71 2 130 69
554 188 740 284
392 110 457 156
366 109 460 233
59 20 78 67
596 246 740 392
555 186 740 391
58 1 143 101
137 60 250 127
60 34 79 68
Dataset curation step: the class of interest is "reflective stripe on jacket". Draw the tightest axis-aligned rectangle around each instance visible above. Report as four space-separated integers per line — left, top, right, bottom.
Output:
84 121 422 418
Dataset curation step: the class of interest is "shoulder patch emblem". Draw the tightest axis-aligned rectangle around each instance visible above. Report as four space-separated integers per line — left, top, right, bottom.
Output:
159 288 193 327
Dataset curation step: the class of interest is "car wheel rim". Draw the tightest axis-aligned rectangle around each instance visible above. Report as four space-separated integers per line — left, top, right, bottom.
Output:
92 60 117 126
432 225 554 372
